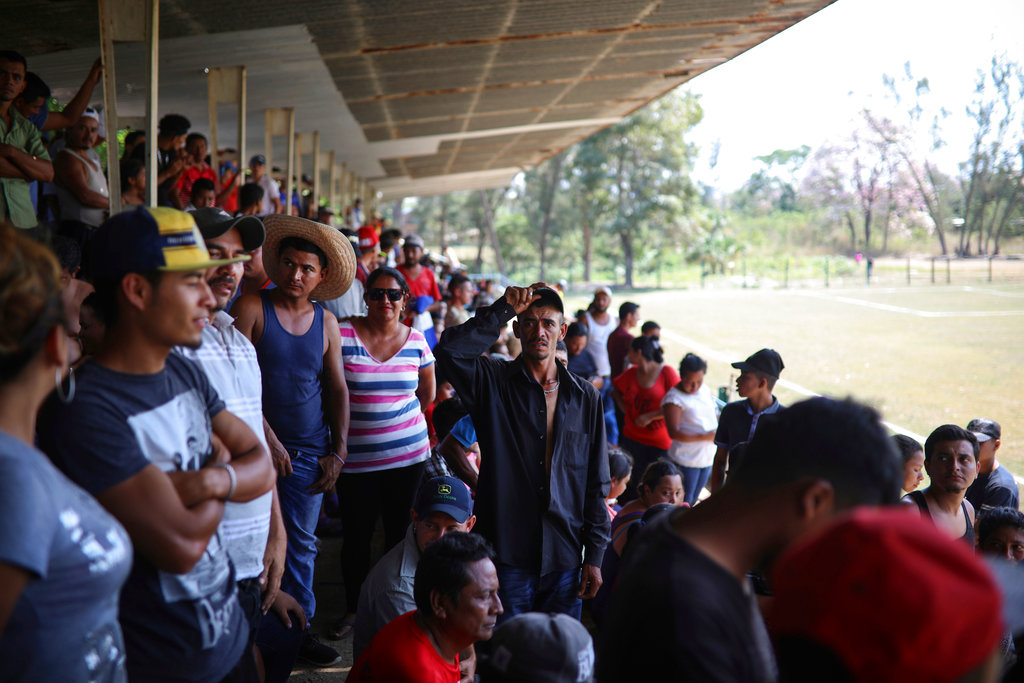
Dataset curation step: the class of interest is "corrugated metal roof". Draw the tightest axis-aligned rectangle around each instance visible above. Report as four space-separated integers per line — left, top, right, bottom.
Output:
6 0 835 199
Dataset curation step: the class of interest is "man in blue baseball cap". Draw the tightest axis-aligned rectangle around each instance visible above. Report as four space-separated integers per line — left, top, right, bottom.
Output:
247 154 282 216
353 476 476 669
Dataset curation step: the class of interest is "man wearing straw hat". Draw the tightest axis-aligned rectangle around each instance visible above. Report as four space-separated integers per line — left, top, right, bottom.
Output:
232 213 356 666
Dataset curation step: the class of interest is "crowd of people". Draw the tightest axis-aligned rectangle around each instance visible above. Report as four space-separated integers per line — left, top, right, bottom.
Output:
2 46 1023 683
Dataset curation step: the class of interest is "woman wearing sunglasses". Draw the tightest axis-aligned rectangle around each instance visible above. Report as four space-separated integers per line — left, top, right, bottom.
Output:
0 223 132 680
330 266 436 639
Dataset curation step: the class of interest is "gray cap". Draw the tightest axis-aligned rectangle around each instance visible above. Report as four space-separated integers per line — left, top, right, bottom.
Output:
966 418 1001 443
478 612 595 683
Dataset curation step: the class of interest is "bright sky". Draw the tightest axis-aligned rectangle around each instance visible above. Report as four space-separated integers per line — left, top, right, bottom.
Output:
684 0 1024 191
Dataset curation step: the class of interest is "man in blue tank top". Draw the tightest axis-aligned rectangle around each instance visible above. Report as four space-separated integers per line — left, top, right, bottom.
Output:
232 214 355 666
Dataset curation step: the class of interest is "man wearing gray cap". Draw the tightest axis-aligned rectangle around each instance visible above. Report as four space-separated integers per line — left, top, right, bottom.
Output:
965 418 1019 514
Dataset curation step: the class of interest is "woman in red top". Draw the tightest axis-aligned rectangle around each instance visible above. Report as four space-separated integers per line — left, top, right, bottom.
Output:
612 335 680 502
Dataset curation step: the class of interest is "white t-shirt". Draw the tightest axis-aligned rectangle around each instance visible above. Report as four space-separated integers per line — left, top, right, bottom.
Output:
584 310 617 377
662 384 719 468
256 174 281 216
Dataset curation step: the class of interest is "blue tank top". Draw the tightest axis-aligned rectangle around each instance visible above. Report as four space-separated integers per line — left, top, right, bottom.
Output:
256 291 331 453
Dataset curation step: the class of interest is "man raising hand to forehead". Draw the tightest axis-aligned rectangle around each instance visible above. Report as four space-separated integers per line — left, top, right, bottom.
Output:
435 282 610 624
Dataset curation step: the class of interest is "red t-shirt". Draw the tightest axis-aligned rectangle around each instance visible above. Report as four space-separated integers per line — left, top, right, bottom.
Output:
614 364 681 450
398 265 441 326
174 164 217 205
348 611 460 683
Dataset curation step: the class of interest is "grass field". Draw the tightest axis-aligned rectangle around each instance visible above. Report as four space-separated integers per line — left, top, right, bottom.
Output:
564 282 1024 473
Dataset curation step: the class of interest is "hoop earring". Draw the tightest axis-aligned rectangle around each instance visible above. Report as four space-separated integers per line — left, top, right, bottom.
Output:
55 366 76 404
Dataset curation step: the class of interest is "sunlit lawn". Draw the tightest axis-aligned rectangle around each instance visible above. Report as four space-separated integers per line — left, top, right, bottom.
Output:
564 282 1024 472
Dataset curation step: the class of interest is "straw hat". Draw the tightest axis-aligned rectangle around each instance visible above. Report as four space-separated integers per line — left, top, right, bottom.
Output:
263 214 355 301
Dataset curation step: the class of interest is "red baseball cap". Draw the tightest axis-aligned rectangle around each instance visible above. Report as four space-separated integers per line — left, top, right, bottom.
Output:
771 506 1004 682
357 225 379 250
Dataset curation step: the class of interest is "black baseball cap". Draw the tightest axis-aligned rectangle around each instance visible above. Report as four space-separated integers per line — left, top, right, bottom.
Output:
414 476 473 523
530 286 564 314
967 418 1001 443
732 348 784 379
189 207 265 253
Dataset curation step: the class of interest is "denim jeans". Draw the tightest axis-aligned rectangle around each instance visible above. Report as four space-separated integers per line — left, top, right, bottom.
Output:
680 465 712 506
495 565 582 625
276 449 325 622
600 378 619 446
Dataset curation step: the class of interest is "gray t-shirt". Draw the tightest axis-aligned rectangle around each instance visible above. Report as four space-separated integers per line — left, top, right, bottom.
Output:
39 354 248 682
0 430 132 682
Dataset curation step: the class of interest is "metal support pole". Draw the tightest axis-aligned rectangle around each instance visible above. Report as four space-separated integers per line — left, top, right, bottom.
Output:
946 258 951 284
906 257 911 285
328 152 337 210
264 108 295 215
206 66 246 199
311 131 320 214
98 0 158 210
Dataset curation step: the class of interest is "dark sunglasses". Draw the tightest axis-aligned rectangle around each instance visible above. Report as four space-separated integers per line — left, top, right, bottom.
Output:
367 288 405 302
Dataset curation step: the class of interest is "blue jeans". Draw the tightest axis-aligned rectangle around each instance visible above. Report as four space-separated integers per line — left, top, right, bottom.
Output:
680 465 711 506
276 449 325 622
600 378 619 445
495 565 582 625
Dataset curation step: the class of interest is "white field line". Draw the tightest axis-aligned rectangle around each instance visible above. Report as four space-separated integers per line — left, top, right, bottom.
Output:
793 290 1024 317
963 286 1024 299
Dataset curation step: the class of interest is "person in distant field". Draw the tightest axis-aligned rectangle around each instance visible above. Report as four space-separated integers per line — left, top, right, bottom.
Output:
435 284 610 623
583 286 618 445
352 475 477 671
710 348 785 493
607 301 639 380
663 353 719 506
0 50 54 234
348 532 502 683
641 320 661 338
893 434 925 493
597 397 903 682
771 507 1004 683
903 424 978 545
965 418 1019 514
977 507 1024 563
247 155 282 216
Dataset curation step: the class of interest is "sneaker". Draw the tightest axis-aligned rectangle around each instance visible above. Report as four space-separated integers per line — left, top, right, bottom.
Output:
298 633 342 667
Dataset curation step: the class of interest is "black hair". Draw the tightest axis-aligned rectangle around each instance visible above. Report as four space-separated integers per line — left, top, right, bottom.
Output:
679 352 707 376
380 228 402 250
239 183 264 211
91 271 163 328
79 291 104 321
631 335 663 364
640 320 661 335
190 178 215 198
50 235 81 272
892 434 923 464
120 158 145 193
447 274 469 295
775 637 855 683
0 51 27 68
158 114 190 137
20 72 49 102
977 507 1024 546
433 397 468 443
185 132 207 146
728 397 903 508
638 459 681 497
624 502 678 552
618 301 639 319
279 236 327 269
366 266 409 294
124 130 145 147
924 424 979 463
413 531 495 616
608 446 634 481
565 321 588 340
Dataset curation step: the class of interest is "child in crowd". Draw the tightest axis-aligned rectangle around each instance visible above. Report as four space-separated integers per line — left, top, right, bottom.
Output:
662 353 719 506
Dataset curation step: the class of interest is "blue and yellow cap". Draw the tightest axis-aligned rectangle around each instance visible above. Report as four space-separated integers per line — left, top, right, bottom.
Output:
89 206 238 280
